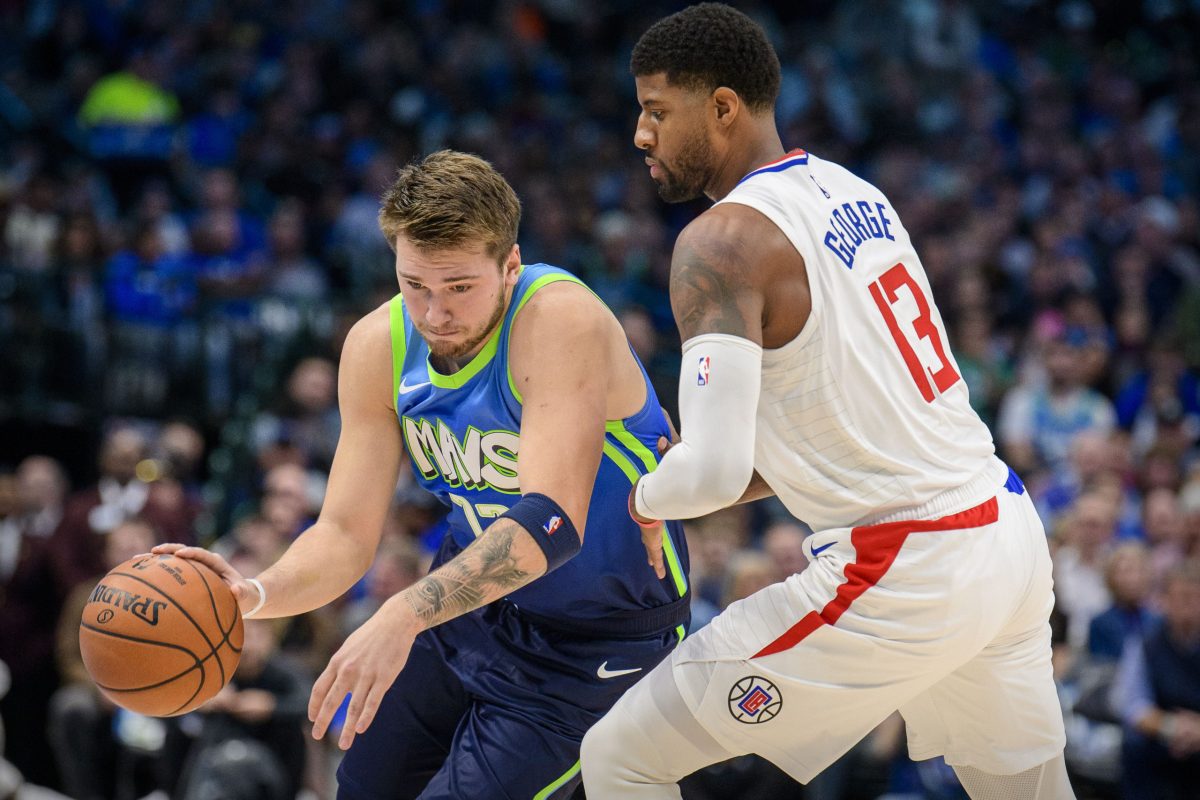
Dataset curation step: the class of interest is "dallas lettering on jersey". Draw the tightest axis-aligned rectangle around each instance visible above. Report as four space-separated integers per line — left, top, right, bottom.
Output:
823 200 895 270
402 416 520 493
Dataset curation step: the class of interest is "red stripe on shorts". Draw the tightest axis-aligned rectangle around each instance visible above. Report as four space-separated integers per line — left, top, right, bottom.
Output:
751 496 999 659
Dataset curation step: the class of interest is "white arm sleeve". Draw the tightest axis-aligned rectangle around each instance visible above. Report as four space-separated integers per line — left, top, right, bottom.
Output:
635 333 762 521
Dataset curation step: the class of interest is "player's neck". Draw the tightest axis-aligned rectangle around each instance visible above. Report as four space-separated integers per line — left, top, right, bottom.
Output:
707 128 785 202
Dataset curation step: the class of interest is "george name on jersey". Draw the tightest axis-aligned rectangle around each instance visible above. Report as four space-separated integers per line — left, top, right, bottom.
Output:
402 416 520 493
823 199 895 270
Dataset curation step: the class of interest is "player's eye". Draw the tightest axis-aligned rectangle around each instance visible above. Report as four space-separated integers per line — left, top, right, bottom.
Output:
406 281 425 290
649 110 663 122
449 284 471 294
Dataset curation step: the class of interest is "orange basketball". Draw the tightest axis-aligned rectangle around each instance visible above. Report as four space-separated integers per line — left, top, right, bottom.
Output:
79 554 243 716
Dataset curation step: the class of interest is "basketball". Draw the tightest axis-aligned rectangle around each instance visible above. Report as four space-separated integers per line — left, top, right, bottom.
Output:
78 554 244 717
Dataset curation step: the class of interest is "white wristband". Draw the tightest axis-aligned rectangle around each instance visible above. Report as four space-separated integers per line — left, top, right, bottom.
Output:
243 578 267 619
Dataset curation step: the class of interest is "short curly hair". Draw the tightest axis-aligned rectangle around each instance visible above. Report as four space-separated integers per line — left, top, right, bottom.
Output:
631 3 780 113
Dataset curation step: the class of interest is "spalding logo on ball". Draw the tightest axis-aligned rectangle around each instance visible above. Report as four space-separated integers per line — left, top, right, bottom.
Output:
79 554 243 717
727 675 782 724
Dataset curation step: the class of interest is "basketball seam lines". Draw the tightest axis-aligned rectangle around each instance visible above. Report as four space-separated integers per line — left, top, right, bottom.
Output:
178 559 235 689
80 621 207 713
107 568 231 713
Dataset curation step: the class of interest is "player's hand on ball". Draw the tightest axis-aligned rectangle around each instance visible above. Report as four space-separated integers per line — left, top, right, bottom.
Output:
150 543 260 617
308 598 422 750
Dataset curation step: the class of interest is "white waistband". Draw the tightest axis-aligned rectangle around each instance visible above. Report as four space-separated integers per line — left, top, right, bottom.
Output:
858 457 1010 528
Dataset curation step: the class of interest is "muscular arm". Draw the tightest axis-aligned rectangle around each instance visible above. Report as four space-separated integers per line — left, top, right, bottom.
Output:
635 206 780 520
249 307 404 616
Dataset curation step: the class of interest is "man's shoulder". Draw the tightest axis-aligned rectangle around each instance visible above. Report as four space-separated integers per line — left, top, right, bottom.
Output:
677 202 797 274
342 301 393 359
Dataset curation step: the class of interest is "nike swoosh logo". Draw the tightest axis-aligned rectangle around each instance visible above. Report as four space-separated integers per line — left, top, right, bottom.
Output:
811 541 836 556
397 380 430 395
597 661 643 679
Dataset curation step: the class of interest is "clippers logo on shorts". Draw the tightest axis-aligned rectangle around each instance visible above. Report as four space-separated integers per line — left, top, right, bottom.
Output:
697 356 711 386
728 676 782 724
544 515 563 535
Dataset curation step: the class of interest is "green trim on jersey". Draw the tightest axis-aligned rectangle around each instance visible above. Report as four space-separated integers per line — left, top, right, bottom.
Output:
389 294 407 402
506 272 588 404
531 760 580 800
601 439 689 602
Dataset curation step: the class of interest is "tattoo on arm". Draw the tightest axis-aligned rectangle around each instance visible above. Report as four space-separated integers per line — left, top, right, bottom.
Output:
672 237 749 339
402 519 536 628
671 233 763 341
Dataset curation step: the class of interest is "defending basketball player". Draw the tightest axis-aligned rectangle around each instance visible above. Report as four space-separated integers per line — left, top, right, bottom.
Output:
579 5 1075 799
156 151 690 799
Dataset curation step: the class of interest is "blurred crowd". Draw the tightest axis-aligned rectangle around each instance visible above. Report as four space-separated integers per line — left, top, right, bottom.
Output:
2 1 1199 798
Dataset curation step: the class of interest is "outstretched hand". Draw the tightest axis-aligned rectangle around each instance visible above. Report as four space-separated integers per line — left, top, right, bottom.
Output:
308 599 422 750
150 543 261 617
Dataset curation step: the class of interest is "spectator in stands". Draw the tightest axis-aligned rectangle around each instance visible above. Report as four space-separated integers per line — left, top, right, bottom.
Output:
49 425 193 597
1087 543 1158 662
1054 492 1119 650
252 357 341 473
761 520 809 584
1111 560 1200 800
0 469 63 789
1143 487 1190 595
998 323 1117 476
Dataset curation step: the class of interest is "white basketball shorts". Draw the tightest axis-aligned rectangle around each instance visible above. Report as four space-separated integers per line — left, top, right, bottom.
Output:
659 470 1065 782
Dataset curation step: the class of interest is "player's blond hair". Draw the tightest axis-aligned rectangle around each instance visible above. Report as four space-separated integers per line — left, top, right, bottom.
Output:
378 150 521 260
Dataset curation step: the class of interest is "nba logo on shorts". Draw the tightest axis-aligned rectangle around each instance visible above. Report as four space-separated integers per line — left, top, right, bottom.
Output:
728 676 782 724
697 356 711 386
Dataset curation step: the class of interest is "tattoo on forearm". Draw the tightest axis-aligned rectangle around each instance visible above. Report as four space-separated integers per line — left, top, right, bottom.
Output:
672 237 751 339
403 520 533 627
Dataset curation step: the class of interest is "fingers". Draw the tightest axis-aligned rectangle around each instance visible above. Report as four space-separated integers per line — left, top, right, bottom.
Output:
164 546 239 580
339 679 388 750
656 436 675 455
150 543 185 555
642 526 666 580
659 406 679 443
308 666 345 742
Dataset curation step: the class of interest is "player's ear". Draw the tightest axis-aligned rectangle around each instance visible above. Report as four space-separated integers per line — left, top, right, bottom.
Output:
502 245 521 287
712 87 739 129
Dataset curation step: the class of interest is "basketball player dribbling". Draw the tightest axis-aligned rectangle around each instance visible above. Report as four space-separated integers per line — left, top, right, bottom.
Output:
580 5 1075 799
157 151 690 799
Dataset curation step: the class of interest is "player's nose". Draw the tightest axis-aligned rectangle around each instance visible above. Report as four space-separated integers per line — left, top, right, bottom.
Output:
634 122 653 151
425 296 453 326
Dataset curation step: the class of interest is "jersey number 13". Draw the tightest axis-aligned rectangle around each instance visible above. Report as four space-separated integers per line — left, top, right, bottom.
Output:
868 262 960 403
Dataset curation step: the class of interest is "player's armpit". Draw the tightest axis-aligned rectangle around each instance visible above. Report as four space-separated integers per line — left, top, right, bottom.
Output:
735 470 775 505
669 205 770 344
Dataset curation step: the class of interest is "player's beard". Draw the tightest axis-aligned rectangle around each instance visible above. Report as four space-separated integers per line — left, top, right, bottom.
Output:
422 286 508 363
654 128 715 203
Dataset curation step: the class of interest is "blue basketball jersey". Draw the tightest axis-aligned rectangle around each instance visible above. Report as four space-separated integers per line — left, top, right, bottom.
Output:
389 263 689 630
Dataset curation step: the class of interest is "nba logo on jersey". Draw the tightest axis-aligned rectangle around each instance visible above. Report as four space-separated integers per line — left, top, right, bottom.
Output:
697 356 711 386
543 515 563 535
728 676 782 724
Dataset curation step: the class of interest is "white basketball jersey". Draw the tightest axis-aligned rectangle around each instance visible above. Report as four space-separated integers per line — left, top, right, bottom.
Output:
717 150 999 530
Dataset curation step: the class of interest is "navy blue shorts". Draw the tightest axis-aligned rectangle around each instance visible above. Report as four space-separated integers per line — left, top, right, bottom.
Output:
336 596 684 800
